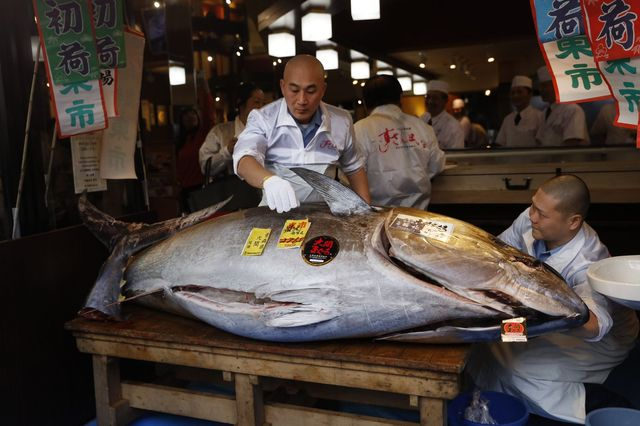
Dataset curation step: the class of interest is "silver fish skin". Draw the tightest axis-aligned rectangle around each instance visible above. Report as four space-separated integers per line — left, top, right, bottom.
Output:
121 204 587 343
80 168 588 343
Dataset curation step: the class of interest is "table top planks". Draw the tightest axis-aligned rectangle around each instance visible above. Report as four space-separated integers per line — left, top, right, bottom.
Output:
66 306 470 374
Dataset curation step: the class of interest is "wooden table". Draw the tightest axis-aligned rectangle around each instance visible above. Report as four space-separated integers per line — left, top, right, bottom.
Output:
66 306 470 426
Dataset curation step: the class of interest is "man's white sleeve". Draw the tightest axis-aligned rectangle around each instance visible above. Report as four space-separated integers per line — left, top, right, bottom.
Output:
339 120 365 175
232 110 269 175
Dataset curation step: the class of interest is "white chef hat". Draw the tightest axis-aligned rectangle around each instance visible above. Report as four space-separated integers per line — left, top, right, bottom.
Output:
428 80 449 95
537 66 552 83
511 75 533 89
452 98 465 109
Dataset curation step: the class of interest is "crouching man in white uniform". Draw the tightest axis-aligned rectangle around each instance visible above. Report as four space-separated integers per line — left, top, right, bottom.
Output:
233 55 370 213
467 175 638 425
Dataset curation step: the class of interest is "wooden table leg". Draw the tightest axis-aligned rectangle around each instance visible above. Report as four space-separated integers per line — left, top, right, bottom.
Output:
92 355 136 426
419 397 446 426
234 373 264 426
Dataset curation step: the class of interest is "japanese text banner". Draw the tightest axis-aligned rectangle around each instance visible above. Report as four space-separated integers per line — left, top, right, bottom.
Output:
48 71 108 137
33 0 101 85
92 0 127 68
532 0 612 102
599 57 640 127
542 35 611 101
533 0 586 42
582 0 640 61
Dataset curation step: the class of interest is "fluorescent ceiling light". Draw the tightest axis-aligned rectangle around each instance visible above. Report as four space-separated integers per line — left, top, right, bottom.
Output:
351 0 380 20
268 32 296 58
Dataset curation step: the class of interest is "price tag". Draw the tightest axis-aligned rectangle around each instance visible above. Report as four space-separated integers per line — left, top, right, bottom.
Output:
242 228 272 256
277 219 311 249
501 317 528 342
390 214 455 243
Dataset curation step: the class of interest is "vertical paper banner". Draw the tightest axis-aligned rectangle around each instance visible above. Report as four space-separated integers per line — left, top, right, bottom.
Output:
33 0 101 85
48 67 108 137
99 30 145 179
531 0 611 102
599 58 640 126
92 0 127 68
533 0 585 43
582 0 640 61
542 35 611 102
70 131 108 193
582 0 640 145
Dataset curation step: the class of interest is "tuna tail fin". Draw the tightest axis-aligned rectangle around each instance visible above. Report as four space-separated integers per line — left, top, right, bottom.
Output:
290 167 373 216
78 195 232 320
78 193 142 251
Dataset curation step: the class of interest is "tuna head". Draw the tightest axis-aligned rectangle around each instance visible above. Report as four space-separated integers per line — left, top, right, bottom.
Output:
382 207 588 332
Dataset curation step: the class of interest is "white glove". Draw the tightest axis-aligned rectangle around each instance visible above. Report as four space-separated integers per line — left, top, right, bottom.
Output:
263 175 299 213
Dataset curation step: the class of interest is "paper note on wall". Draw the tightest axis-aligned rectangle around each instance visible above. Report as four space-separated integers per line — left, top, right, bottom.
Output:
71 132 108 194
99 30 145 179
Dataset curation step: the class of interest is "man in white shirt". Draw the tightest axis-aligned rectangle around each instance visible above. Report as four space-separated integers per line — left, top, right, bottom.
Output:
496 75 544 148
354 75 445 210
233 55 370 213
536 66 590 146
467 175 638 425
420 80 465 150
452 98 471 144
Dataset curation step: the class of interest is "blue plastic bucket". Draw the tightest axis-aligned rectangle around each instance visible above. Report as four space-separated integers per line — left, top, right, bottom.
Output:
447 391 528 426
586 407 640 426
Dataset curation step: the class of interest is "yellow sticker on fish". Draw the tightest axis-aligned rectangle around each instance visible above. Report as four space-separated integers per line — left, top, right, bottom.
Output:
242 228 271 256
277 219 311 249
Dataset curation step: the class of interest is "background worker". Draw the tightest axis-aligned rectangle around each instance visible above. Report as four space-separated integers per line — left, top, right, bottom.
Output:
495 75 544 148
536 66 590 146
199 82 266 177
467 175 638 425
354 75 445 210
233 55 370 213
420 80 465 150
452 98 472 144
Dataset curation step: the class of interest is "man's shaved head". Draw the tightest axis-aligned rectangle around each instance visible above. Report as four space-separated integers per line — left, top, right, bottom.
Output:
280 54 327 123
283 54 325 81
539 174 590 219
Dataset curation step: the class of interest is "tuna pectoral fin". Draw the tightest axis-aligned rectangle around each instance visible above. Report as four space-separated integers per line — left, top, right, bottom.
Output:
290 167 373 216
265 309 339 328
170 286 339 328
378 325 502 344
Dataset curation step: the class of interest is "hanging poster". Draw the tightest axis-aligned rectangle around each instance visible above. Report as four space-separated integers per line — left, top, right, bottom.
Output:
541 34 611 102
582 0 640 61
48 69 108 137
33 0 101 85
531 0 611 102
91 0 127 68
70 131 108 193
581 0 640 146
99 29 145 179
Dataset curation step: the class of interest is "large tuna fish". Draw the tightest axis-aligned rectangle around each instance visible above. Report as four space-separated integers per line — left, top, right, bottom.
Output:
79 168 588 343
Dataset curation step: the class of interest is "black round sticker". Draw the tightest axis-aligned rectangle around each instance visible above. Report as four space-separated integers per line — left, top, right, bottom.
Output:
301 235 339 266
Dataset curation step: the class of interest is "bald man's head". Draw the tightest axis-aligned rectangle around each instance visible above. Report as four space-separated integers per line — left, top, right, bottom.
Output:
280 55 327 123
283 54 325 80
539 174 590 219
